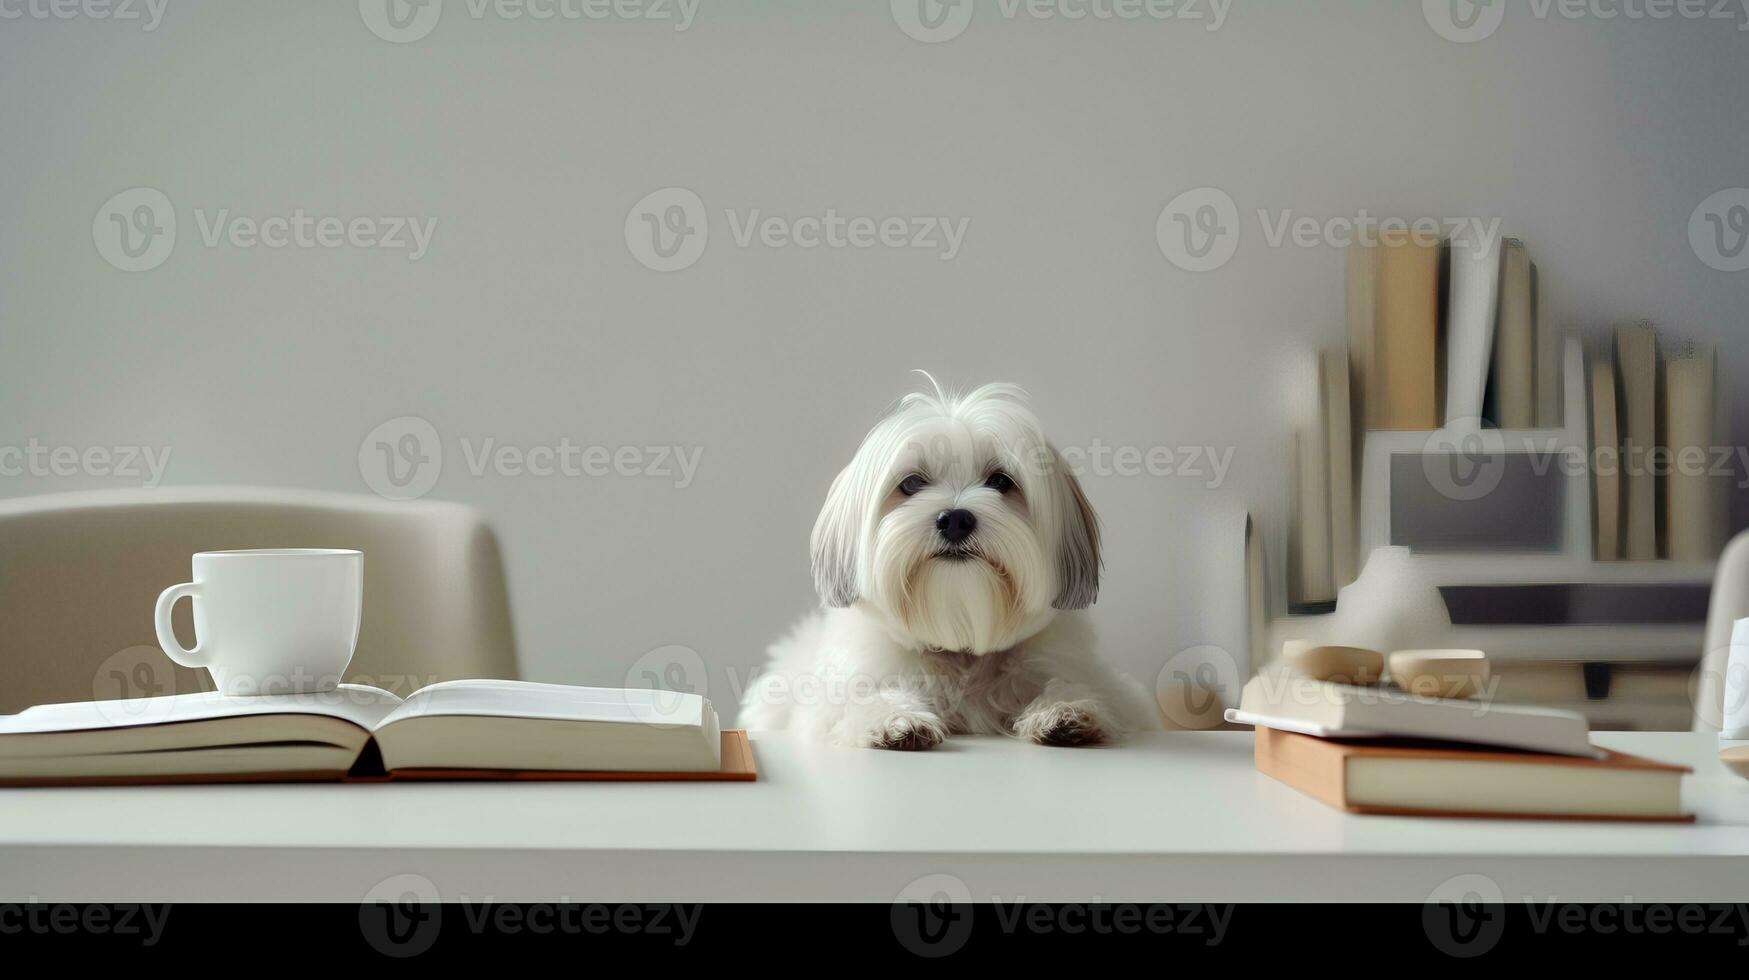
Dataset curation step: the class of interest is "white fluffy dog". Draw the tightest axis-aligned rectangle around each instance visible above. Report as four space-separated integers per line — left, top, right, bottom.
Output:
741 376 1160 750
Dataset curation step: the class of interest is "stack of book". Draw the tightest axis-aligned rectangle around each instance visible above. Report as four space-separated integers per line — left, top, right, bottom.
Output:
1588 323 1722 562
1227 671 1692 821
1348 233 1564 435
1291 233 1566 607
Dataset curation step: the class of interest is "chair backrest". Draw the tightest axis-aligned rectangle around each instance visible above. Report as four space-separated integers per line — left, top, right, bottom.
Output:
0 486 517 714
1696 528 1749 732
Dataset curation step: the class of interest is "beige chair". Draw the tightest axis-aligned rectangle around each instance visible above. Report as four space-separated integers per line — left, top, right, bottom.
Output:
0 486 517 714
1696 528 1749 732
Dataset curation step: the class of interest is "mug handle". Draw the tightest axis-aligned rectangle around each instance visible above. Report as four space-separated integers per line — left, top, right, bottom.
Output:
154 582 208 668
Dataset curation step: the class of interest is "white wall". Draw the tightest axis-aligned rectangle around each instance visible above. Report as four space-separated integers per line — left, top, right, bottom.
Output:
3 1 1747 721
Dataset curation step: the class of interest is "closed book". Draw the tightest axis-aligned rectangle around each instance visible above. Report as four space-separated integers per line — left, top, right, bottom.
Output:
1534 262 1562 426
1442 237 1501 426
1320 349 1356 588
1346 240 1379 431
1372 229 1441 429
1614 322 1658 560
1491 239 1535 428
1662 342 1718 562
1253 726 1691 821
1289 427 1334 604
1588 337 1622 561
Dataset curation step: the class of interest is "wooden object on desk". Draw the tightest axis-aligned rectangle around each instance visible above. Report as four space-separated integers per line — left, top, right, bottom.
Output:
1252 726 1692 822
1387 649 1489 699
1289 644 1384 685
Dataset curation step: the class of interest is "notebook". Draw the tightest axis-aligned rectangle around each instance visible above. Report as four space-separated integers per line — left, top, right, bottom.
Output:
1253 726 1691 821
0 679 754 786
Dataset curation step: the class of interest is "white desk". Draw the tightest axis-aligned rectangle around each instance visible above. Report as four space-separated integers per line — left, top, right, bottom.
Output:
2 732 1746 902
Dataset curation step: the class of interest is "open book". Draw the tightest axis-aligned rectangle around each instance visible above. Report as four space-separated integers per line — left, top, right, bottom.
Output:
0 680 752 786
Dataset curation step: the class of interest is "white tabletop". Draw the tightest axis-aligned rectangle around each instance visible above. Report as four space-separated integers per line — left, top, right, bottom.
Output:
2 731 1746 902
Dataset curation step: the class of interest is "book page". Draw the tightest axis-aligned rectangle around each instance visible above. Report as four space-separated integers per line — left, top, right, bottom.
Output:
0 684 404 735
380 679 704 730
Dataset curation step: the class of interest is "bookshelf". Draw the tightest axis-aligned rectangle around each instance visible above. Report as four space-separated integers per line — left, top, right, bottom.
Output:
1275 332 1715 730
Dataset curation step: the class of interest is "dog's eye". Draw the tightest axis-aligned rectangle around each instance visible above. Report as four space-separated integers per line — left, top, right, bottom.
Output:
984 471 1016 494
897 474 927 496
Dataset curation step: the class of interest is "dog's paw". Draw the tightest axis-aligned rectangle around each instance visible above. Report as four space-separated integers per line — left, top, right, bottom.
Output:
860 711 947 751
1013 700 1109 747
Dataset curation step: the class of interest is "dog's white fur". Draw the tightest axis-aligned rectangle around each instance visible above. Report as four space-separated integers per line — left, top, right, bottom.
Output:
741 376 1160 749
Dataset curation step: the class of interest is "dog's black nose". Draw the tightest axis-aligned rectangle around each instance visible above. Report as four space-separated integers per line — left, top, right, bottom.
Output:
935 508 977 544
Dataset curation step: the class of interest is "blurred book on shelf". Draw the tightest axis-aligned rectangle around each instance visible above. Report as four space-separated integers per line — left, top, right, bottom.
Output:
1280 227 1730 731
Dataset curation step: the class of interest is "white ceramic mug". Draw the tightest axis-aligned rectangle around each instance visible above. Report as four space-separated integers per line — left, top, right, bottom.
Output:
155 549 363 696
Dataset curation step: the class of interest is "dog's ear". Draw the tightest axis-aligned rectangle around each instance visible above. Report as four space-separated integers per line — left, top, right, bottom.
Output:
810 464 861 607
1050 449 1102 610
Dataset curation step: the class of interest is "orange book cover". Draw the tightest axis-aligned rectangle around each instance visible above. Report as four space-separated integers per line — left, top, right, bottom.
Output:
1254 726 1691 822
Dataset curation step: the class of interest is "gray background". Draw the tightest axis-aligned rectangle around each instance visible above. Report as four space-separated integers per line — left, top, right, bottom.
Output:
3 1 1747 721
